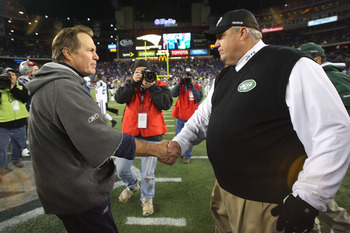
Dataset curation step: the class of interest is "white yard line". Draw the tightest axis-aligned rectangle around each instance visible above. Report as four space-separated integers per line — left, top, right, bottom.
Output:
126 217 186 226
191 156 208 159
0 207 44 231
0 166 185 231
155 177 182 182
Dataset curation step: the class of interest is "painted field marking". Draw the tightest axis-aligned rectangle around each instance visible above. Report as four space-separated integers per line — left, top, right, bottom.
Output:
126 217 186 226
0 207 44 231
1 164 183 231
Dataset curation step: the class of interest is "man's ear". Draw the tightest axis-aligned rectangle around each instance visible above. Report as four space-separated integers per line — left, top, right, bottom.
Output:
314 56 322 64
62 47 72 61
239 27 249 40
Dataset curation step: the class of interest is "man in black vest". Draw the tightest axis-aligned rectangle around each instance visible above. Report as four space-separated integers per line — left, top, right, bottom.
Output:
164 9 350 233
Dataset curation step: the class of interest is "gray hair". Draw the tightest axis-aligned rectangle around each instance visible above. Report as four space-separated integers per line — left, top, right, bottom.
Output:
232 26 262 40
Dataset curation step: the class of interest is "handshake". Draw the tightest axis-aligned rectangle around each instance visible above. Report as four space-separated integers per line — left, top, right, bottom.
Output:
135 140 181 165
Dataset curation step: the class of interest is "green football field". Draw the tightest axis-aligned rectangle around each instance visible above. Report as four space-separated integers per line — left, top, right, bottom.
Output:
0 91 349 232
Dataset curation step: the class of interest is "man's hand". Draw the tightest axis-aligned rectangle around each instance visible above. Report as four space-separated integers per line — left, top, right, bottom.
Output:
158 141 182 165
134 140 181 165
132 70 143 83
271 194 319 233
167 141 181 156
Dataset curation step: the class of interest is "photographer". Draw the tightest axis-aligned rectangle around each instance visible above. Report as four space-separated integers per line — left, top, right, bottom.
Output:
0 67 29 182
114 59 172 216
171 70 203 164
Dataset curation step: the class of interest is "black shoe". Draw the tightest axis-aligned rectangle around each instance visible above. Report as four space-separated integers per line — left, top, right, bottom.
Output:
111 120 117 128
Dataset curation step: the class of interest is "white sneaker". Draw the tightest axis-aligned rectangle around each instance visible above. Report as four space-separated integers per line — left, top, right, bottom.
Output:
119 184 140 202
22 148 30 157
142 197 154 216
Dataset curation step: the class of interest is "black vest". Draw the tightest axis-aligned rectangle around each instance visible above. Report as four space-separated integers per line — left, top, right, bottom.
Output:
207 45 308 203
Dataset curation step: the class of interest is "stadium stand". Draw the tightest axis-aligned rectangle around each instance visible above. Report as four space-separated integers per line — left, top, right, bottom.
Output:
0 0 349 74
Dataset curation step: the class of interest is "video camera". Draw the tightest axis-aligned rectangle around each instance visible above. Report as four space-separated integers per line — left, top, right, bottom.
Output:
0 73 11 90
182 72 193 87
141 69 157 83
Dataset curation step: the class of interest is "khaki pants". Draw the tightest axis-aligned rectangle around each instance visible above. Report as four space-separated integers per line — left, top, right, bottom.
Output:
210 180 280 233
313 199 350 233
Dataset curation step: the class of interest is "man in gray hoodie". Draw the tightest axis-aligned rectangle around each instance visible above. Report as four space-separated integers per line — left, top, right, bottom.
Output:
27 25 179 233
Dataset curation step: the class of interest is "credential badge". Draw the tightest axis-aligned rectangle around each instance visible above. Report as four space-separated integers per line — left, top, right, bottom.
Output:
237 79 257 92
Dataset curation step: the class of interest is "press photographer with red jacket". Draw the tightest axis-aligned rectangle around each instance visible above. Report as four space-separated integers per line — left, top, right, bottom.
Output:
171 71 203 164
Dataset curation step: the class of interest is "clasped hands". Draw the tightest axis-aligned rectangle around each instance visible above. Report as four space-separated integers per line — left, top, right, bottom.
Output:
153 140 182 165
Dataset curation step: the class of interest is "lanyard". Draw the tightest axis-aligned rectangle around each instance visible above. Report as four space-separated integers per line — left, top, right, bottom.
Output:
138 88 151 112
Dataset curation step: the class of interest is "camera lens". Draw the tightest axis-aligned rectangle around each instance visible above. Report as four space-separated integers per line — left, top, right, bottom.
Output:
142 69 157 83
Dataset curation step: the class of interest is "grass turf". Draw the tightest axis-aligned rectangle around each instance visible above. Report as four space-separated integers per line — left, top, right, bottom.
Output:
0 91 349 232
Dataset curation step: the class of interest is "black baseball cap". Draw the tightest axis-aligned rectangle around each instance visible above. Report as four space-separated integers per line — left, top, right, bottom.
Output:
204 9 260 41
133 59 151 71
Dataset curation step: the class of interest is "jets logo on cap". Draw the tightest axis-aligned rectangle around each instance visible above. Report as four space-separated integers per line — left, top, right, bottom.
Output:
216 17 223 26
238 79 257 92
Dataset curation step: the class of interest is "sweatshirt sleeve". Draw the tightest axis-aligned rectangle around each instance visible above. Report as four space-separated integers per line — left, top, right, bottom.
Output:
114 133 135 160
10 84 30 103
148 83 173 110
115 79 136 104
171 83 181 97
190 85 203 103
56 80 123 168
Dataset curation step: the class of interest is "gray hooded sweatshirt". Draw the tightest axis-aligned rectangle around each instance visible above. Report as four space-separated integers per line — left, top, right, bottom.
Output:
27 62 123 214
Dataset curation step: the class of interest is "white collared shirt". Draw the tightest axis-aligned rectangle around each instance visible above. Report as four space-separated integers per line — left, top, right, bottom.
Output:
173 40 350 211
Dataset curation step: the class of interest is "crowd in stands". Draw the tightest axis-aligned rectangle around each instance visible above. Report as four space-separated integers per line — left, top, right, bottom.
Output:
1 23 350 84
0 38 51 59
263 23 350 48
97 58 222 81
95 58 223 91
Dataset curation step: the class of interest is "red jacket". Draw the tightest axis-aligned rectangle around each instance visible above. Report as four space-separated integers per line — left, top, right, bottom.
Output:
171 83 201 120
122 80 168 137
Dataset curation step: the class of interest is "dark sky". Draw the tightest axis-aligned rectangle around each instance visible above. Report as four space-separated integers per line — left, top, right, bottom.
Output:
22 0 288 22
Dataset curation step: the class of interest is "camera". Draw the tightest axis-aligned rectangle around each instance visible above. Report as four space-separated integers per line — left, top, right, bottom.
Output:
0 73 11 90
183 72 193 87
141 69 157 83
